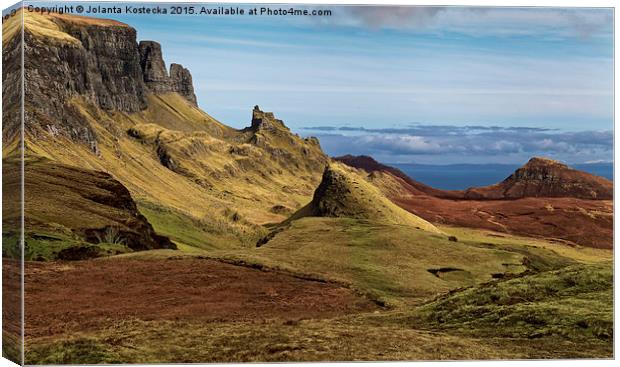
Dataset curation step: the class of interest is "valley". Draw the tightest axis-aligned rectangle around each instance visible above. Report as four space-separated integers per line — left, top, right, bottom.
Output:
1 9 614 364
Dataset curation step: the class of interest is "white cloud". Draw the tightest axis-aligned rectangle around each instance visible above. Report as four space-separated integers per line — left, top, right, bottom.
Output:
309 127 612 164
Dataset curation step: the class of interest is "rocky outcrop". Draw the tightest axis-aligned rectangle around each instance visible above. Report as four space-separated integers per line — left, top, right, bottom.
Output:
170 63 198 105
138 41 169 94
8 12 199 150
241 106 328 173
250 105 289 132
464 157 613 200
139 41 198 105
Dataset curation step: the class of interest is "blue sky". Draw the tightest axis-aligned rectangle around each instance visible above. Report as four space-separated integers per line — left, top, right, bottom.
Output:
20 2 615 164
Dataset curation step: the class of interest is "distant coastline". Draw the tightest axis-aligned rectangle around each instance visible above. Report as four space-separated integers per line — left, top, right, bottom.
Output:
390 162 613 190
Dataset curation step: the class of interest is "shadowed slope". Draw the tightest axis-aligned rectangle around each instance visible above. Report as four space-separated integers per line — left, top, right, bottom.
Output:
3 157 175 260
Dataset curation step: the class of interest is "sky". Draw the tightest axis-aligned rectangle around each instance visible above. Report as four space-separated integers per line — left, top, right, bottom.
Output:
18 2 615 164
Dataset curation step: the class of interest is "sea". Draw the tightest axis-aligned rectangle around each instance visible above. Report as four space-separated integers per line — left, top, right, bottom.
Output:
389 163 613 191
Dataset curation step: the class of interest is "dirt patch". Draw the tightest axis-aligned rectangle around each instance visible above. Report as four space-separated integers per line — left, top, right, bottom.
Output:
393 196 612 249
2 259 22 343
23 258 377 339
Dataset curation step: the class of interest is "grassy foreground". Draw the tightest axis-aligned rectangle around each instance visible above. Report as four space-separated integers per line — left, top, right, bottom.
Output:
25 262 612 363
23 213 612 363
207 217 528 307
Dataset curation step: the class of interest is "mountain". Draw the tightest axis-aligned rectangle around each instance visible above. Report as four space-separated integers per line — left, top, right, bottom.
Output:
389 162 612 191
2 10 612 251
288 163 441 233
463 157 613 200
337 155 613 249
3 10 327 256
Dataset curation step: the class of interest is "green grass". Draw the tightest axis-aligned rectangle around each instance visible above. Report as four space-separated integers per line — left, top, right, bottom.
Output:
2 233 21 260
23 232 85 261
207 217 528 307
2 330 21 364
409 262 613 343
442 226 611 264
3 231 134 261
25 337 122 364
137 201 266 251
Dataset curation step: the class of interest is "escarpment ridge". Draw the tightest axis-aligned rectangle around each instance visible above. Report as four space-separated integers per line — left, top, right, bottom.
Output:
4 10 197 146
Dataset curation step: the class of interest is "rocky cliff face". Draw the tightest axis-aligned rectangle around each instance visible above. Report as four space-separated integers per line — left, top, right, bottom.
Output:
2 30 23 144
22 15 148 151
11 12 198 150
170 63 198 105
139 41 198 105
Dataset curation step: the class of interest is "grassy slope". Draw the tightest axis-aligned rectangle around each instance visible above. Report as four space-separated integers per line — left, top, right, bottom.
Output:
410 262 612 344
23 317 531 363
129 94 234 136
27 95 324 232
442 226 611 264
4 10 79 47
137 201 266 250
208 217 526 307
290 163 442 234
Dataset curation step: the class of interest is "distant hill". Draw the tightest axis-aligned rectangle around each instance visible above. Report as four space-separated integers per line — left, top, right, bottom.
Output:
463 157 613 200
336 155 613 249
389 162 612 191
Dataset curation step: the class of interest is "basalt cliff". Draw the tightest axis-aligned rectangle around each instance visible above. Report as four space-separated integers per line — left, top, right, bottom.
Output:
5 12 198 151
